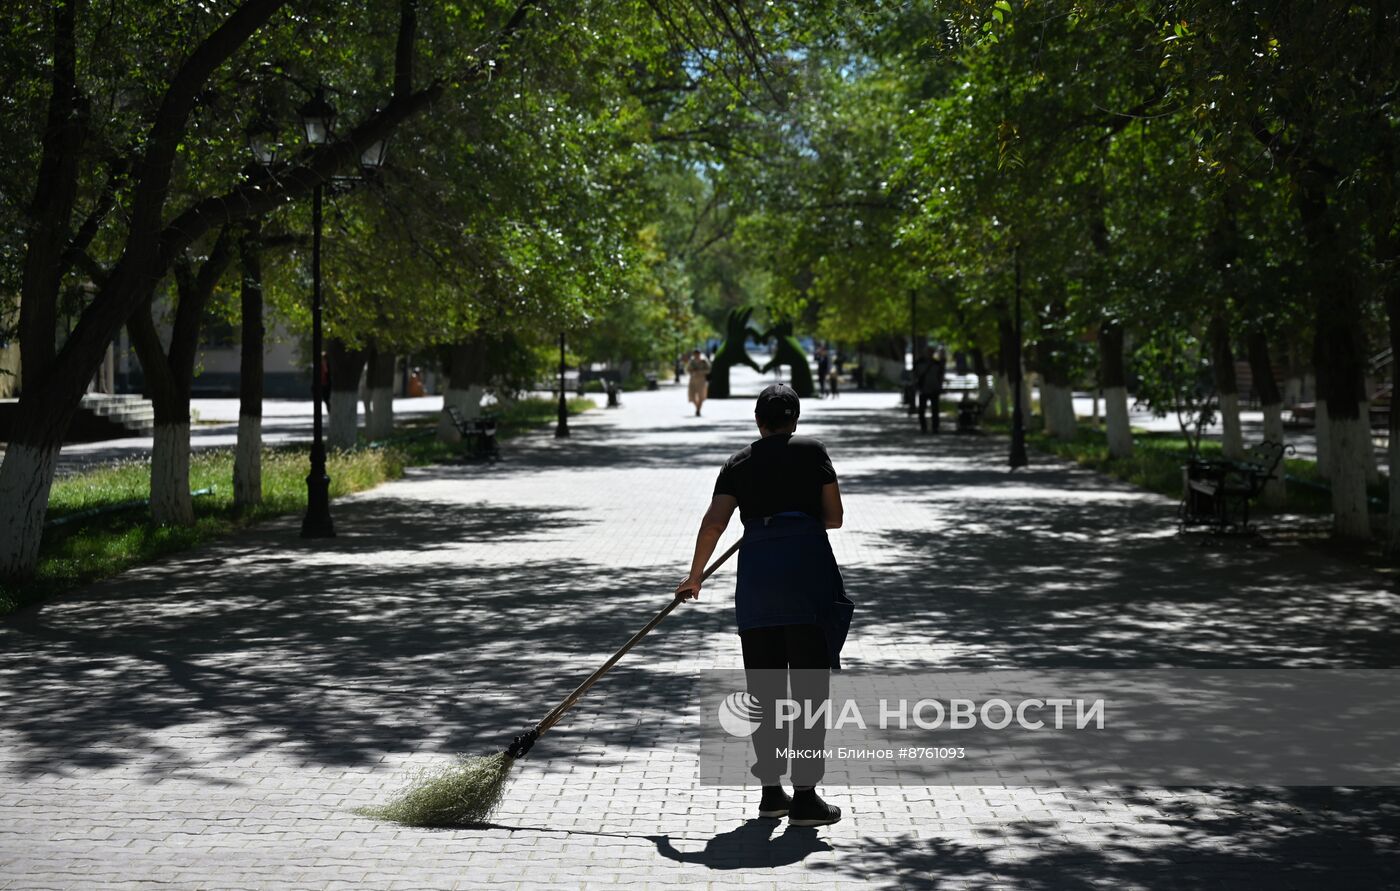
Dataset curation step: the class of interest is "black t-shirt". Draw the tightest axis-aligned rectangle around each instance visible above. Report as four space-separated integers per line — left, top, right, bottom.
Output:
714 433 837 522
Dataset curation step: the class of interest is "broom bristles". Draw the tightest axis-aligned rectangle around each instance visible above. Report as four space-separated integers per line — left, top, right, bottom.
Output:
357 751 516 827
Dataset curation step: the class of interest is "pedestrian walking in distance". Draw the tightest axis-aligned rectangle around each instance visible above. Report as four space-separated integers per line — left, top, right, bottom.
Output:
816 346 831 398
686 349 712 417
676 384 853 827
912 346 946 434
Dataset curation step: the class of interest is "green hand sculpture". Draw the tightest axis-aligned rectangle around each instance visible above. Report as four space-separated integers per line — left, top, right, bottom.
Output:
707 307 763 399
760 319 815 397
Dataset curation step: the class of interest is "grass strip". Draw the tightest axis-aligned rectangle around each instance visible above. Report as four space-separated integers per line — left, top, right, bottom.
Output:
1 397 595 616
980 416 1384 515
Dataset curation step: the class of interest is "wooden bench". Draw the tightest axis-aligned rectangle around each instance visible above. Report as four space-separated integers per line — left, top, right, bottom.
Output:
445 405 500 462
956 391 995 433
1179 440 1293 534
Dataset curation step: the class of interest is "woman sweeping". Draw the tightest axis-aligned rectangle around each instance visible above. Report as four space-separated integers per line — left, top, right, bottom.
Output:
675 383 853 827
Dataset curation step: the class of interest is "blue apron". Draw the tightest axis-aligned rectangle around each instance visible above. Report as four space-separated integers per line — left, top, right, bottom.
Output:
735 512 854 670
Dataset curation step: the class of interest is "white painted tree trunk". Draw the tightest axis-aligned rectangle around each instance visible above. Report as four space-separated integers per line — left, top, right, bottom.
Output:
1329 414 1372 540
977 372 993 408
1219 392 1244 460
328 391 359 450
1315 400 1331 479
992 374 1010 419
1260 403 1286 508
151 422 194 526
0 442 60 578
1041 384 1077 440
233 413 262 508
368 387 394 440
437 384 485 442
1361 400 1379 484
1104 385 1133 458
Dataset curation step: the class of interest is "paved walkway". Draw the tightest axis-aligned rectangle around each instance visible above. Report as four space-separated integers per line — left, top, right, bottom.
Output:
3 370 1400 889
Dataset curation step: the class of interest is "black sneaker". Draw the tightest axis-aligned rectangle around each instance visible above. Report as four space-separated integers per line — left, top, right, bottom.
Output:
788 789 842 827
758 785 791 818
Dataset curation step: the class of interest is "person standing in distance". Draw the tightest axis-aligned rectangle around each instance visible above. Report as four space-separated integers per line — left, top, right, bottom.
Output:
676 384 853 827
686 349 712 417
912 346 947 434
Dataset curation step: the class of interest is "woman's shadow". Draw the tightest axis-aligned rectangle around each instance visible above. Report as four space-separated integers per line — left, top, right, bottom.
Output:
649 818 833 869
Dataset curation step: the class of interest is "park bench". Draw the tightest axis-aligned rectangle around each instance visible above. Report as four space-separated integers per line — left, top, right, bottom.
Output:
1178 439 1294 534
445 405 500 462
576 368 625 403
956 391 995 434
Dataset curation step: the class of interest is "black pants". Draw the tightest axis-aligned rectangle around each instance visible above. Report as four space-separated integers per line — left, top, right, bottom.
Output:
918 391 941 433
740 624 831 787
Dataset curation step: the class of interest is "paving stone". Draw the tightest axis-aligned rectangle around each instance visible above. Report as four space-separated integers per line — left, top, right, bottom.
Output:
3 371 1399 888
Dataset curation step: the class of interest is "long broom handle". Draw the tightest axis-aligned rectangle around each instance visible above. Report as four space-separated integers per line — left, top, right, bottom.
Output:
534 538 742 736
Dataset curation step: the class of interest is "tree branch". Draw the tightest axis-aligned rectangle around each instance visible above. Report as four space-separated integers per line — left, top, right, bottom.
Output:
64 156 129 274
394 0 417 100
155 0 542 269
18 0 83 376
1249 119 1341 182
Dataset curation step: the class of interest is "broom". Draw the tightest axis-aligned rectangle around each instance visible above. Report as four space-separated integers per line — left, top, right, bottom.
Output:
359 539 742 828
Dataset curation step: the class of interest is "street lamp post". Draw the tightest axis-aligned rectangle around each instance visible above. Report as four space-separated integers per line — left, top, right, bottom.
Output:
279 86 388 537
555 331 569 438
1009 243 1029 470
297 87 338 537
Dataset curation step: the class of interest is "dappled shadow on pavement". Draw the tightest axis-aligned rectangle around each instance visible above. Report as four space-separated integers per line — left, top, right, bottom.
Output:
809 786 1400 889
1 485 729 777
4 396 1400 886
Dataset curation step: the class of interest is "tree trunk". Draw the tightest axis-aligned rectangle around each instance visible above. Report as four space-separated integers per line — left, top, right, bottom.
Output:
127 302 192 526
997 311 1031 422
1298 178 1370 538
0 437 64 579
150 421 194 525
1035 333 1076 442
1247 331 1287 507
127 323 196 528
366 347 396 440
1098 322 1132 457
1330 414 1373 539
1041 383 1076 440
326 337 367 450
234 221 263 508
1210 315 1244 460
127 232 233 526
0 2 82 579
991 370 1009 419
971 348 992 407
438 336 487 442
